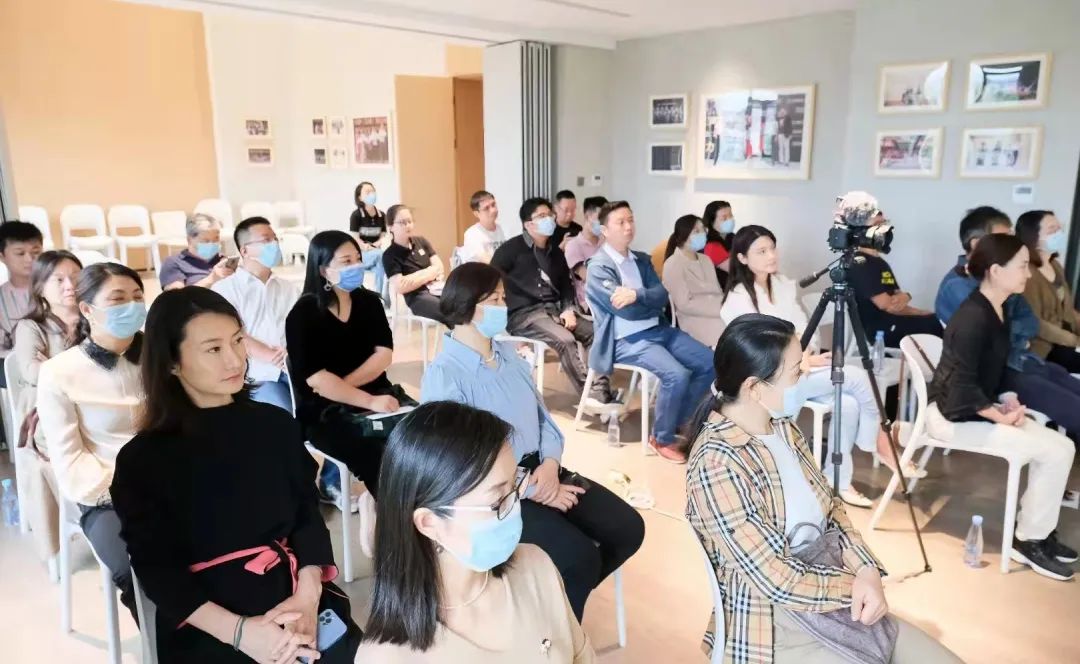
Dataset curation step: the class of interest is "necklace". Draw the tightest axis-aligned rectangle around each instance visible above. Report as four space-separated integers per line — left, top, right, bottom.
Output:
440 571 490 610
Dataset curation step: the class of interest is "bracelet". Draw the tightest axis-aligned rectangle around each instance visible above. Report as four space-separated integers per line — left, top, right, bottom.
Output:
232 616 247 651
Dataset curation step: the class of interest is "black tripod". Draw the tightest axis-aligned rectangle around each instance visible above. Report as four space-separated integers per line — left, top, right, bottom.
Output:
800 250 931 575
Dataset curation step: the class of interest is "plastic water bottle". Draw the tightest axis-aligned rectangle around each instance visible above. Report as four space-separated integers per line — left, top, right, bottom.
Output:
607 412 621 446
1 478 18 529
963 515 984 568
872 331 886 375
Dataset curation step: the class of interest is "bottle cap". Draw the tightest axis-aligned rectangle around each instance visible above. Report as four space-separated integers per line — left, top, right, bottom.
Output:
972 515 983 525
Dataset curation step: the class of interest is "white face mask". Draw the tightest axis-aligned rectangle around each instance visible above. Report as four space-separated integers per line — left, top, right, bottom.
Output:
759 374 811 419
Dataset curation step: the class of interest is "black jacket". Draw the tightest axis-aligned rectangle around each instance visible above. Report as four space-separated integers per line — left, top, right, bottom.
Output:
928 290 1009 421
491 233 575 315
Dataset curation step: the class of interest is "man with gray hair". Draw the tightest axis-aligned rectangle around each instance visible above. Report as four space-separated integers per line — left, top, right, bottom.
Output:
159 212 236 290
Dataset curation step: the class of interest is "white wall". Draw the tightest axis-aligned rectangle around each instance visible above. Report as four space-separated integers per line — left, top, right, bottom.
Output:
482 42 524 239
553 46 613 201
204 11 475 231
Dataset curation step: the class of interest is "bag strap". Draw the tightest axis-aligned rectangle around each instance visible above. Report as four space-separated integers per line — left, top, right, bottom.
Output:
910 337 937 373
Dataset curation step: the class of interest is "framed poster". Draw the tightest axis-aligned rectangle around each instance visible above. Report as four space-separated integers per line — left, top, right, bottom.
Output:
313 147 327 166
697 85 815 179
648 143 685 175
328 116 347 139
959 127 1042 178
874 129 943 178
244 119 271 139
878 61 949 113
650 94 688 129
246 146 273 167
311 118 326 137
966 53 1051 110
329 145 349 170
353 116 392 167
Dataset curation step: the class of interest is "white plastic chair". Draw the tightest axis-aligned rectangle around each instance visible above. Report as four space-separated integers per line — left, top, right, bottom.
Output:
17 205 56 249
3 360 27 529
574 363 659 455
107 205 162 272
71 250 111 267
607 559 627 648
150 211 188 251
279 233 310 266
689 524 726 663
58 499 122 664
494 335 552 393
193 198 233 228
239 201 278 226
273 201 315 238
387 282 443 370
59 205 115 258
132 572 158 664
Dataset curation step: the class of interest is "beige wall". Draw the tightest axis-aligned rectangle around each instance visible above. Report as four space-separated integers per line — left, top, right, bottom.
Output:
0 0 218 260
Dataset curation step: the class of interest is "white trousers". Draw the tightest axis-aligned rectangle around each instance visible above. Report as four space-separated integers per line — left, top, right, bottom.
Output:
804 366 880 490
926 404 1074 541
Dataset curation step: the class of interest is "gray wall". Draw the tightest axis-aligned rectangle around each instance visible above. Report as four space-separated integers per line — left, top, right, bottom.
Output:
553 45 613 201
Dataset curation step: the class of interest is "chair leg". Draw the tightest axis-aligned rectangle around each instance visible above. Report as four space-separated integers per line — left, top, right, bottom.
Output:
1001 462 1021 574
614 568 627 648
339 461 354 583
100 565 122 664
535 343 545 395
421 325 430 371
640 372 653 455
118 244 128 268
869 439 921 530
60 528 73 632
573 369 597 431
151 241 163 274
908 446 935 492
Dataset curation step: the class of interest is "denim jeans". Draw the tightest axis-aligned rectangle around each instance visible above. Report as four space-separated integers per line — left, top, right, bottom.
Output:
803 367 880 490
249 373 292 413
360 248 385 296
613 326 714 444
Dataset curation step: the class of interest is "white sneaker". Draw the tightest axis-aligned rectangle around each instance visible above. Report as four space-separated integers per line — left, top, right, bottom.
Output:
882 458 928 480
358 491 377 559
840 487 873 509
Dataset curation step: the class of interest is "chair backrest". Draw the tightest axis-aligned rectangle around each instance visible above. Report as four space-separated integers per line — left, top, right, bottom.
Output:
59 204 107 237
688 523 726 663
898 334 940 443
72 250 110 266
107 205 151 236
193 198 234 228
450 246 465 269
239 201 278 226
273 201 305 228
150 211 188 240
17 205 55 247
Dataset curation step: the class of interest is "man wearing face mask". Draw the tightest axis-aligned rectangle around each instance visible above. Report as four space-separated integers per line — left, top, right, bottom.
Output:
551 190 583 250
564 195 608 313
212 217 298 412
159 213 236 291
491 198 617 405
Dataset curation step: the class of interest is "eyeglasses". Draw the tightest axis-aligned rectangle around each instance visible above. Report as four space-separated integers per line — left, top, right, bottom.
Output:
439 467 530 520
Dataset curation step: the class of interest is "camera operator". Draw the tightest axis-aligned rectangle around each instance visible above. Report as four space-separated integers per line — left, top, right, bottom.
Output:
848 213 942 347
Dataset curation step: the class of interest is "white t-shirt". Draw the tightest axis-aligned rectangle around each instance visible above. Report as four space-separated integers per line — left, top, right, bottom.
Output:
757 432 825 548
212 268 299 382
719 274 820 350
461 223 505 263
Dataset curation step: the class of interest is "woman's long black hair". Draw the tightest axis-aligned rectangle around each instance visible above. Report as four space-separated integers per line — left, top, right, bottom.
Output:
1015 209 1054 268
664 214 702 262
703 200 733 248
365 401 513 651
302 230 363 312
684 314 796 444
74 262 144 344
138 288 250 435
24 250 83 332
723 225 776 312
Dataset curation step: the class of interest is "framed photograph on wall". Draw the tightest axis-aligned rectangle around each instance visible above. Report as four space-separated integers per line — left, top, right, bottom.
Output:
650 94 688 129
244 119 272 139
649 142 685 175
960 126 1042 178
353 116 392 167
311 118 326 137
246 146 273 167
328 116 347 139
697 85 815 179
877 61 949 113
966 53 1051 110
313 147 327 166
874 129 942 177
329 145 349 170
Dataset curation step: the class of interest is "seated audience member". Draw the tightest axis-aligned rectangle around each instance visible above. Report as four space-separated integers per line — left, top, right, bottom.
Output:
460 190 505 264
587 201 714 463
721 226 918 507
358 401 595 662
36 262 147 615
420 263 643 620
159 213 236 291
381 204 448 324
1017 209 1080 373
928 234 1076 581
112 288 360 662
661 214 725 348
211 216 297 412
935 207 1080 438
0 220 44 382
348 180 388 297
564 195 608 313
702 200 735 289
492 197 615 405
551 189 583 249
287 231 414 505
686 314 962 663
10 251 82 565
849 213 942 347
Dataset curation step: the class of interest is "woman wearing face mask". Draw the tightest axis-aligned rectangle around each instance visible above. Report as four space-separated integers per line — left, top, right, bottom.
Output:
357 400 595 662
348 181 388 299
703 200 736 289
111 288 361 663
36 262 147 616
10 251 82 567
421 262 644 621
685 314 962 664
381 204 447 324
1016 210 1080 373
661 214 726 348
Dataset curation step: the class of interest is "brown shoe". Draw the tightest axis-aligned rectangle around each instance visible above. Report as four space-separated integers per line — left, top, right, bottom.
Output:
649 436 688 464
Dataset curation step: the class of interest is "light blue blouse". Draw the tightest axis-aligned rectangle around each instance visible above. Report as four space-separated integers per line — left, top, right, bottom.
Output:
420 334 565 464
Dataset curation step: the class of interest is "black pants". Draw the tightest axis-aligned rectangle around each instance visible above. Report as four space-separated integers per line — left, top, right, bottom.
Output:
1002 360 1080 438
79 504 137 621
307 416 387 499
509 303 602 393
1046 344 1080 374
519 467 645 620
406 291 448 325
880 313 943 348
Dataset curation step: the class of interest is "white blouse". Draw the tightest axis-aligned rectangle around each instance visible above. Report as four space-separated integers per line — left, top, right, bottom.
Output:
720 275 820 350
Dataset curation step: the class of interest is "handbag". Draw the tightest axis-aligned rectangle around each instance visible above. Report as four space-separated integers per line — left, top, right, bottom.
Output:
783 522 899 664
319 384 418 439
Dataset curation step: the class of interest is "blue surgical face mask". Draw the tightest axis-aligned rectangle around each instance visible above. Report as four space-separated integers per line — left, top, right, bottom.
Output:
475 304 507 338
332 264 365 292
590 220 603 237
255 241 282 269
688 232 707 252
195 242 220 261
761 374 811 420
94 301 147 339
717 218 735 235
362 193 377 207
443 501 522 572
1044 229 1067 256
533 216 556 237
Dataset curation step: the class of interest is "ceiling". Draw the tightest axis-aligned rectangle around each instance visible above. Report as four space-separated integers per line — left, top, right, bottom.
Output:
141 0 855 47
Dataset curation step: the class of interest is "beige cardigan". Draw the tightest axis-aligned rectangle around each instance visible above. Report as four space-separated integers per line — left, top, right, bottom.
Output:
662 249 726 348
1023 258 1080 358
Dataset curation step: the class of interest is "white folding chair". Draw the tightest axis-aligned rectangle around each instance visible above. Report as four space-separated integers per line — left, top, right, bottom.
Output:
689 524 726 663
150 211 189 251
17 205 56 249
869 334 1029 574
71 250 111 267
107 205 162 272
574 363 659 455
132 572 158 664
239 201 278 226
387 282 443 370
58 499 122 664
494 335 551 393
59 205 115 258
279 233 310 266
274 201 315 238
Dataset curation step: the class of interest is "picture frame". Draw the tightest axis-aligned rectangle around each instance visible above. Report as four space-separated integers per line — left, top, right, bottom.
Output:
328 116 347 139
329 145 349 170
244 119 271 139
648 142 686 176
311 118 326 137
877 61 949 113
313 147 327 166
353 116 393 167
966 53 1051 110
246 146 273 167
649 94 688 129
959 126 1042 179
697 85 815 180
873 128 943 178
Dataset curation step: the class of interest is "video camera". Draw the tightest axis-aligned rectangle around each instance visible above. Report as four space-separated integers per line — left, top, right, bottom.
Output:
827 190 894 254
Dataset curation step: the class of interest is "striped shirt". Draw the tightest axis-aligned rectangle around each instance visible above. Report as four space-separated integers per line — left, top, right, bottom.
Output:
0 282 31 357
685 416 885 664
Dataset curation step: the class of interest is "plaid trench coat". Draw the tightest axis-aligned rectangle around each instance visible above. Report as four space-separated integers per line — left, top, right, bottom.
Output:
685 416 886 664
